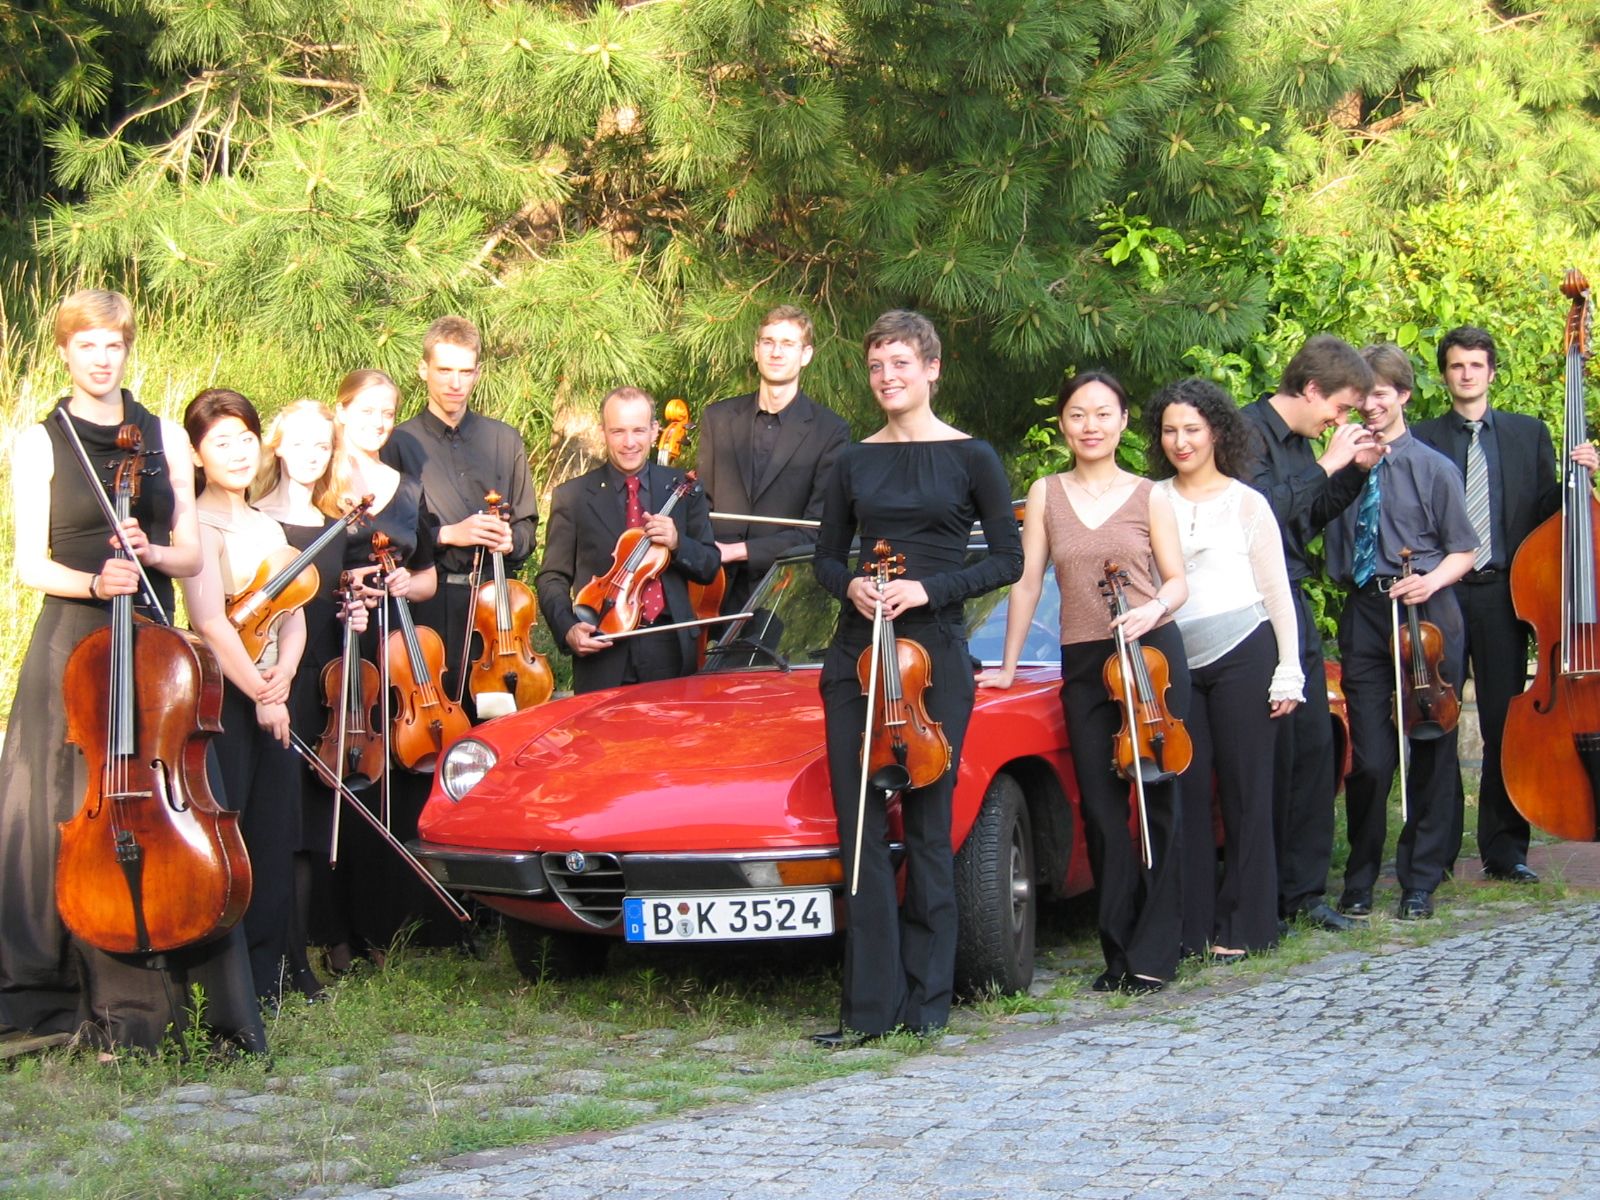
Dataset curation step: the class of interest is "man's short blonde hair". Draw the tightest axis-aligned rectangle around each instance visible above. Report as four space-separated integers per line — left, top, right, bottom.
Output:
422 315 482 363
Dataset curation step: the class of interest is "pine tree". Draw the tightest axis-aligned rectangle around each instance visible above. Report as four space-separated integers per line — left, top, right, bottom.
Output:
36 0 1282 465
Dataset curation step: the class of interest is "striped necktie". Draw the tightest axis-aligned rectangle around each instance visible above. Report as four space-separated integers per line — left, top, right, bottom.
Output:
1464 420 1491 570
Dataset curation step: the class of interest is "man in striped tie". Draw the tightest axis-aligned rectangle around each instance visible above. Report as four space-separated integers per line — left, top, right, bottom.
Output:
1327 344 1478 920
1412 327 1599 884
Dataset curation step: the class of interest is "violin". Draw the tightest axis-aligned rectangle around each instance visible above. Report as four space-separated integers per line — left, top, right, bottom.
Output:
855 540 951 792
1099 562 1192 783
371 530 471 772
654 403 726 662
315 571 385 789
227 496 372 663
573 471 700 636
1504 269 1600 841
466 489 553 713
56 424 252 954
1391 547 1460 739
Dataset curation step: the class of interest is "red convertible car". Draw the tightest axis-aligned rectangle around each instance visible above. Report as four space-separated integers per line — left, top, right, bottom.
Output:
413 548 1090 995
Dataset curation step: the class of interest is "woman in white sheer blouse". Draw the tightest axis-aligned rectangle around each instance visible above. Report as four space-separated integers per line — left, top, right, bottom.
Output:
1150 377 1304 959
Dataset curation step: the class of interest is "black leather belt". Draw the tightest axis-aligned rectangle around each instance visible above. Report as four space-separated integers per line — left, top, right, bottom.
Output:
1459 568 1506 584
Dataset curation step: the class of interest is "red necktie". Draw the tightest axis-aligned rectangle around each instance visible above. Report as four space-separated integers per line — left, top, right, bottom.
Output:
625 474 666 624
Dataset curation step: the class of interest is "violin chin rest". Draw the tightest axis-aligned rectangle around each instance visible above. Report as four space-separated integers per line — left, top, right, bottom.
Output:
474 692 517 721
573 604 600 626
868 765 912 793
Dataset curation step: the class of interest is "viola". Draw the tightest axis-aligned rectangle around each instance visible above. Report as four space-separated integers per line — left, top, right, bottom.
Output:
573 470 701 636
1099 562 1192 783
315 571 385 789
1504 269 1600 841
1391 547 1460 740
371 530 471 772
855 540 951 791
466 489 553 713
227 496 372 663
56 424 252 954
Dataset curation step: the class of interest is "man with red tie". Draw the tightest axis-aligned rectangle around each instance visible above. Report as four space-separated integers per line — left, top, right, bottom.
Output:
536 387 720 694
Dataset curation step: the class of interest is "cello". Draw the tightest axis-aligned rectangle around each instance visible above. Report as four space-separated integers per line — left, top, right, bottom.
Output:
55 425 252 954
464 490 553 715
1503 269 1600 841
372 530 472 773
654 401 726 660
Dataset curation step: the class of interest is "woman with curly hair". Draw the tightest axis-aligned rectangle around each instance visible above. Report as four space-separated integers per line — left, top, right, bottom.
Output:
1149 377 1303 959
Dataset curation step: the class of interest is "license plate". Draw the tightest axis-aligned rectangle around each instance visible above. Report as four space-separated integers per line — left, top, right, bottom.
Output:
623 889 834 943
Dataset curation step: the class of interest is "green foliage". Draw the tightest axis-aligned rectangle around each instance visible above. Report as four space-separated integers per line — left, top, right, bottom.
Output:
30 0 1284 450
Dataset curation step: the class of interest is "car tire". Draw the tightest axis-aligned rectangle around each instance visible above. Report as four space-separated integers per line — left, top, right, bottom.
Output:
504 920 609 982
953 773 1036 997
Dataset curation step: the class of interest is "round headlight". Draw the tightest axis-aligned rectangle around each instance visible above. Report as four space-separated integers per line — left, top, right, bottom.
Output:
440 738 497 802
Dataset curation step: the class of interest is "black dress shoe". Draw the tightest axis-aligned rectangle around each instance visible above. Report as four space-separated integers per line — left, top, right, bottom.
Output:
1337 889 1373 917
1484 863 1540 884
810 1028 882 1049
1397 889 1434 920
1295 901 1355 932
1120 975 1165 995
1091 970 1124 992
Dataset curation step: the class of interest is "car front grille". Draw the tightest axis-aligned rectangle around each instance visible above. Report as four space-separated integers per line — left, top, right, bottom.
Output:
541 851 626 928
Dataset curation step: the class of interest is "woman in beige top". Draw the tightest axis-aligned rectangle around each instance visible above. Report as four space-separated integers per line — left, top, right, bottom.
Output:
182 388 307 1006
980 371 1189 991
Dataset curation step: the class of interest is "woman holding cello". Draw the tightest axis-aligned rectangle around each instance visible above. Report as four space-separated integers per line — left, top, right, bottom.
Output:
980 371 1189 994
812 310 1021 1045
0 291 264 1054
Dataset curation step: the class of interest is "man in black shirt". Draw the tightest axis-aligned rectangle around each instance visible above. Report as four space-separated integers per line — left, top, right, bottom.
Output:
697 305 849 617
1240 334 1381 931
383 316 539 720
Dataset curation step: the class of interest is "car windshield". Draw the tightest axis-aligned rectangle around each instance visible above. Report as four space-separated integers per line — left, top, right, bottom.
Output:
701 550 1063 673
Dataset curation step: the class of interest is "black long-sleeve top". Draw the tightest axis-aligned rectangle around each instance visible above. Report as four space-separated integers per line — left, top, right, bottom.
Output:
1239 398 1368 583
814 439 1022 636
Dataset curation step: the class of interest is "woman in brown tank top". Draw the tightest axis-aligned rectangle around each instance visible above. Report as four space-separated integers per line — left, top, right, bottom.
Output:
980 371 1190 991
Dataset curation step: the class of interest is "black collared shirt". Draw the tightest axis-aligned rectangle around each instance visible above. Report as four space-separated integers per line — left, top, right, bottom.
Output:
605 463 657 520
383 406 538 575
749 404 786 492
1240 397 1369 583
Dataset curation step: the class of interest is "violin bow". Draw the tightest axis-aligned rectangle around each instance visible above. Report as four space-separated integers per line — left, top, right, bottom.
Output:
52 406 171 625
1389 593 1410 824
593 611 754 642
452 547 483 708
1113 621 1155 870
328 579 358 868
850 591 887 897
377 576 393 829
288 731 470 922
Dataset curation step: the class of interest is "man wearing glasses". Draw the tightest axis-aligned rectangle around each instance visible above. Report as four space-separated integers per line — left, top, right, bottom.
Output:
697 305 850 616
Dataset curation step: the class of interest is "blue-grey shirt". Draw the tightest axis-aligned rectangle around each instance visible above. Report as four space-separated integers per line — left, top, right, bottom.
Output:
1326 430 1479 583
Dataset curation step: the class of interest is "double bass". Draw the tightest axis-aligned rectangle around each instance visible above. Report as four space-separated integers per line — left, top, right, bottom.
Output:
55 425 252 954
1504 269 1600 841
464 490 553 714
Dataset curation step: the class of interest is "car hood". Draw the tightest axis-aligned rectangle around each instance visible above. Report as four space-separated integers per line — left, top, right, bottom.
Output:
418 669 836 853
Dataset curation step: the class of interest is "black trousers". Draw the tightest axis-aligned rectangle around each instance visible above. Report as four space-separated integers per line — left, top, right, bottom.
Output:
1454 573 1532 872
821 617 973 1037
1061 623 1189 982
1339 583 1465 895
1178 622 1281 955
216 682 300 1004
1272 585 1336 916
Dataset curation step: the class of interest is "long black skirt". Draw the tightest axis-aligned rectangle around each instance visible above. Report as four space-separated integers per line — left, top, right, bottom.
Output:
0 598 265 1053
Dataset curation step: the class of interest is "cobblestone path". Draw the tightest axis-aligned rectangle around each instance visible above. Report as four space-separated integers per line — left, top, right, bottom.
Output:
333 904 1600 1200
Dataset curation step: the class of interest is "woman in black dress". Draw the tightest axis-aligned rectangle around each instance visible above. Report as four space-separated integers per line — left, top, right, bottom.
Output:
0 290 264 1054
811 310 1022 1045
253 399 363 998
325 369 447 962
180 388 309 1007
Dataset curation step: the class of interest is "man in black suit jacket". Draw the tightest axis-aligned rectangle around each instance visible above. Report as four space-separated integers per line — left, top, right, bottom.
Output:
696 305 850 616
537 387 721 694
1412 327 1563 881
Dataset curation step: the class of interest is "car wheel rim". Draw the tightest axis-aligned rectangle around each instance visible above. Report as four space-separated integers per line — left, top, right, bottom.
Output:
1009 825 1031 935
